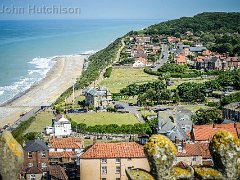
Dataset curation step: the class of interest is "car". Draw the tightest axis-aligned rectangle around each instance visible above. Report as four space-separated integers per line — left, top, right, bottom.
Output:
114 104 125 109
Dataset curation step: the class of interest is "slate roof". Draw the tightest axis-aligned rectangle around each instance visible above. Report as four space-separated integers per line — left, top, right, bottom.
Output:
84 87 107 97
23 140 48 152
80 142 145 159
189 47 206 52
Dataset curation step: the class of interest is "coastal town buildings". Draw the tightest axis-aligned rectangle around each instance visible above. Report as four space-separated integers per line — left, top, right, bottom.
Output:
84 87 112 109
80 142 150 180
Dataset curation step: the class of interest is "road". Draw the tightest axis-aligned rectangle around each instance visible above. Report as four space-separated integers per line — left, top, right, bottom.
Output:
153 44 169 70
114 101 145 123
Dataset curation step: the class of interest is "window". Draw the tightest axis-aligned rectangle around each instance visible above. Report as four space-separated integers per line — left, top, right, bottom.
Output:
101 166 107 174
193 156 197 161
28 163 33 167
116 178 120 180
42 163 47 168
127 158 132 161
102 178 106 180
101 158 107 163
116 158 120 164
30 174 36 180
28 152 32 158
41 151 46 158
116 166 120 174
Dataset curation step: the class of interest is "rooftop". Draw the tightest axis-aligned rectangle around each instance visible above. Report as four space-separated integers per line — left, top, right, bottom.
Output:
49 151 77 158
49 165 68 180
23 140 48 152
192 123 239 141
49 138 84 149
80 142 145 159
177 142 211 159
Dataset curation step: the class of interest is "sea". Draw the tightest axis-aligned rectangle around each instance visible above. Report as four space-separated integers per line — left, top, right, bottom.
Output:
0 19 162 105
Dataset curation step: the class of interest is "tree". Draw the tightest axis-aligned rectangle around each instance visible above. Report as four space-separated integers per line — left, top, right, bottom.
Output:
177 82 206 102
23 132 44 142
193 108 223 125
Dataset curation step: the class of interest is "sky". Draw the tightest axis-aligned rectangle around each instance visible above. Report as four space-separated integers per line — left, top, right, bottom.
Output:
0 0 240 20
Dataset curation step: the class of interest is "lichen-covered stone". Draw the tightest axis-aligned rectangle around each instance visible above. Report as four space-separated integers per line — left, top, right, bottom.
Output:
209 130 240 179
144 134 177 180
0 131 24 180
171 166 194 180
194 167 224 180
126 169 154 180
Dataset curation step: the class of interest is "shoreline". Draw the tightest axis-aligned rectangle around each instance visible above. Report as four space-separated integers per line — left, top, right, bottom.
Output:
0 54 86 128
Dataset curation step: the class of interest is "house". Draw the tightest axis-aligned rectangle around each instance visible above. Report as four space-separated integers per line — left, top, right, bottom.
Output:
175 142 212 166
80 142 150 180
49 138 84 154
133 57 149 67
190 123 239 142
158 112 189 142
226 56 240 70
204 56 223 70
84 87 112 109
53 115 72 137
48 138 84 179
223 102 240 122
176 54 187 65
23 140 49 179
176 109 193 133
189 47 206 53
168 36 180 44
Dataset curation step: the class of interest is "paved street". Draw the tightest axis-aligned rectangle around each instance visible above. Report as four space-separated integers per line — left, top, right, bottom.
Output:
114 101 145 123
153 44 169 70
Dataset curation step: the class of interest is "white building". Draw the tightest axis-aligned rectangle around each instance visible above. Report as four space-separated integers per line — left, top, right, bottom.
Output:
45 114 72 137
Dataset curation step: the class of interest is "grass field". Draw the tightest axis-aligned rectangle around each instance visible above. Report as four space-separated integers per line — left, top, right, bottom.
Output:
25 111 54 133
100 67 158 93
181 105 212 112
168 77 215 90
68 112 139 126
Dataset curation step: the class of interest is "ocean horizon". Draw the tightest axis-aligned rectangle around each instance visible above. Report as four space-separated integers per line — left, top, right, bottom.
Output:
0 19 162 105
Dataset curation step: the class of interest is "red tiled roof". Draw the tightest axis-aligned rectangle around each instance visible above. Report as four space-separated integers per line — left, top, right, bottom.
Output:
177 143 211 159
49 165 68 180
193 124 238 141
26 166 43 174
49 138 84 149
80 142 145 159
49 151 77 158
176 54 186 63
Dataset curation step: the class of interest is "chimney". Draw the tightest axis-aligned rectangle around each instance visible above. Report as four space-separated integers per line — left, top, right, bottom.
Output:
93 137 97 145
181 140 186 150
213 124 216 128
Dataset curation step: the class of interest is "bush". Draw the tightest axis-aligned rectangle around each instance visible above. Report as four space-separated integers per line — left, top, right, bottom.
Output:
104 67 113 78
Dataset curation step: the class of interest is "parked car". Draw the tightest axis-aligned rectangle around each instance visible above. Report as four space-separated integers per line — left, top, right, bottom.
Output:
114 104 125 109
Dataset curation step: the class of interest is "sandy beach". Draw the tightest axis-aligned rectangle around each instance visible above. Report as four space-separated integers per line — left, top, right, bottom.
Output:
0 55 85 128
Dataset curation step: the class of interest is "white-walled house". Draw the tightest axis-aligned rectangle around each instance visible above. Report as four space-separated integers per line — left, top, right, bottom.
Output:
45 114 72 137
54 115 72 137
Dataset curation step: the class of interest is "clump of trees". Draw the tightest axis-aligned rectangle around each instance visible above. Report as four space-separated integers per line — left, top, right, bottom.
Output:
193 108 223 125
